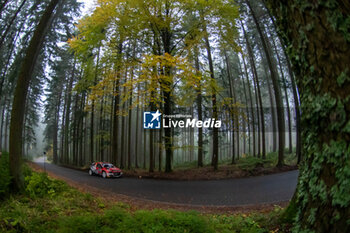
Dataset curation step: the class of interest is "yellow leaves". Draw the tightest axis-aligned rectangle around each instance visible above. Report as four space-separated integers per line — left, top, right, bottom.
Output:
69 0 242 116
68 0 130 57
219 97 246 129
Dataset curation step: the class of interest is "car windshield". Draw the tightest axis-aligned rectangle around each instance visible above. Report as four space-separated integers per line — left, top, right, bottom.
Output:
103 164 115 168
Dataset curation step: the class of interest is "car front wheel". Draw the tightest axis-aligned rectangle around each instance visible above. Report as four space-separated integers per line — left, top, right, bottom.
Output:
102 172 107 178
89 169 93 176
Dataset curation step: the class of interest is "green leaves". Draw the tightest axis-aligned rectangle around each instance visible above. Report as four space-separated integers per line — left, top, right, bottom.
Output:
25 172 66 198
336 70 349 87
0 152 11 198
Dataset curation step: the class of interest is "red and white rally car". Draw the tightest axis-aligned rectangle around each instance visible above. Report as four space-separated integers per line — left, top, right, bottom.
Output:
89 162 123 178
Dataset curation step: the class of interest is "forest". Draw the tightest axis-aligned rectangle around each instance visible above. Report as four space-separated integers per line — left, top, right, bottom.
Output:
0 0 349 232
0 0 299 172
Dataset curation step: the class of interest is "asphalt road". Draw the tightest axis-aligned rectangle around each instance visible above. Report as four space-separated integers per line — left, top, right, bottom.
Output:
36 162 298 206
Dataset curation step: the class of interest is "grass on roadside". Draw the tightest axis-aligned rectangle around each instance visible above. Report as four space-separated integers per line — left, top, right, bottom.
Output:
0 167 292 232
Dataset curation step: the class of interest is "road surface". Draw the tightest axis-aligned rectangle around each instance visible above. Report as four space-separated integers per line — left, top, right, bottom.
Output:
35 161 298 206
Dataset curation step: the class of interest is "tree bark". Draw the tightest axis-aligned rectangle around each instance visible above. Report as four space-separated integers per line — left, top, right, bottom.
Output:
194 52 203 167
135 83 140 168
143 122 146 169
157 129 161 172
63 58 75 164
99 95 105 162
265 0 350 231
127 70 134 170
112 77 120 165
204 29 219 171
9 0 59 191
4 104 10 151
52 90 62 164
0 100 6 151
120 77 127 169
60 90 67 164
90 46 101 163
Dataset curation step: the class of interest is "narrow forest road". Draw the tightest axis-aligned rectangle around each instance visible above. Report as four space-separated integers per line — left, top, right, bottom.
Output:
35 161 298 206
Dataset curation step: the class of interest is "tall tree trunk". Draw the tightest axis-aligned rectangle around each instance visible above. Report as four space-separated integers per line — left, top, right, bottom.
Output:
247 0 285 166
120 78 127 169
60 91 67 164
149 125 154 173
239 61 251 156
284 52 301 163
63 58 76 164
135 83 140 168
112 43 122 166
9 0 59 191
112 78 120 165
242 55 256 157
143 124 146 169
266 0 350 231
90 99 95 162
265 66 277 152
4 105 10 151
242 22 266 158
127 90 132 170
263 1 302 161
52 91 61 164
99 96 105 162
90 46 101 163
0 100 6 151
204 28 219 171
79 93 86 166
248 50 261 157
253 76 261 158
163 78 172 173
270 36 293 154
127 73 133 170
190 107 194 161
157 14 174 173
194 53 203 167
158 127 162 172
224 52 236 163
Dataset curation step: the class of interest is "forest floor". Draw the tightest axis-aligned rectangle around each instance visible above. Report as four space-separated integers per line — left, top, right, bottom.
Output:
1 163 293 232
124 152 298 180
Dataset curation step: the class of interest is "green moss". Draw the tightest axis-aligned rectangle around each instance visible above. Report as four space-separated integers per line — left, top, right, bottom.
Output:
265 0 350 231
280 198 298 225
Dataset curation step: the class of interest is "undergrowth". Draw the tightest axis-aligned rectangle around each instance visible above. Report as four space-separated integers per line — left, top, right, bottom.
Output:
0 168 291 232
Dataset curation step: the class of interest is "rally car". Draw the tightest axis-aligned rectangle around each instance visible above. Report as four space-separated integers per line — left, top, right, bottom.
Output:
89 162 123 178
